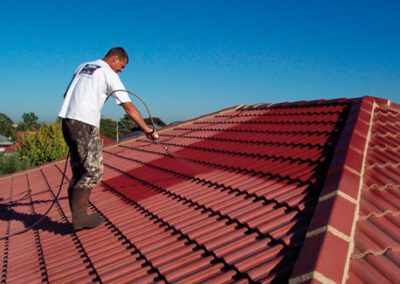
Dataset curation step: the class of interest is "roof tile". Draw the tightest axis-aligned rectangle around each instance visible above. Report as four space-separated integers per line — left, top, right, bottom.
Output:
1 96 398 283
291 231 350 283
308 195 356 236
346 99 400 283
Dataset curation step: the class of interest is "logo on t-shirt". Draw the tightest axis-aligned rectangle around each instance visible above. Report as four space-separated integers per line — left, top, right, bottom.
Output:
79 64 101 76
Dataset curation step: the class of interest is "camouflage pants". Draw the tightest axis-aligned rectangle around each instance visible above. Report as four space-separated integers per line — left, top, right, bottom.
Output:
62 119 103 191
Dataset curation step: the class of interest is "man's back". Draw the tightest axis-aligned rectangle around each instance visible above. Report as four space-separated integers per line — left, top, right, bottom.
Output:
59 59 129 128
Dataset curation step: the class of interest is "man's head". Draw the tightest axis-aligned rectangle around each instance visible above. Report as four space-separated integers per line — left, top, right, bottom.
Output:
103 47 129 73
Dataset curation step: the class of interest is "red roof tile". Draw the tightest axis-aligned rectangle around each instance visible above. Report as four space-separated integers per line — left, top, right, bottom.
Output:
0 96 398 283
346 100 400 284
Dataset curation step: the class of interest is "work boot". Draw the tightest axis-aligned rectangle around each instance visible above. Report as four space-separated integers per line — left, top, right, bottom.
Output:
70 188 105 230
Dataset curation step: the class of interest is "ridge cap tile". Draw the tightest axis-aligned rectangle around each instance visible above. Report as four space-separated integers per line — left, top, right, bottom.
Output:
290 231 350 283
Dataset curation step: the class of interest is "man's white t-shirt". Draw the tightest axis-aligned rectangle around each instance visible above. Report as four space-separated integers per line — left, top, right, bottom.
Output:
58 59 131 128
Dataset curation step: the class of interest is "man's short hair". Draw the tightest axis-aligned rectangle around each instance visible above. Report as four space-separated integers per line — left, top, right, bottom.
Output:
105 47 129 63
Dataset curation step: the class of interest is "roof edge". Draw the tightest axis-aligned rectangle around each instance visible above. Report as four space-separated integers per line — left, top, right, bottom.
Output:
237 97 354 110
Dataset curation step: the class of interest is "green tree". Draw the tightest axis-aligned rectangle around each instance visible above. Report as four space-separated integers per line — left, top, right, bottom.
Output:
144 117 166 127
0 113 16 140
119 114 136 135
18 122 68 166
18 112 39 131
100 118 117 140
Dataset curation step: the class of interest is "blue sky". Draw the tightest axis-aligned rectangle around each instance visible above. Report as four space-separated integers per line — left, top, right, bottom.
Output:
1 0 399 124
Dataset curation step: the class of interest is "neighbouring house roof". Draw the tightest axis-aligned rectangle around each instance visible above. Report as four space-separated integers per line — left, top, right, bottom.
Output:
1 145 18 155
0 135 13 146
0 135 16 155
0 131 35 155
0 96 398 283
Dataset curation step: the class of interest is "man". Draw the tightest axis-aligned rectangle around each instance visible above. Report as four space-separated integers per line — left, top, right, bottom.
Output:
59 47 158 230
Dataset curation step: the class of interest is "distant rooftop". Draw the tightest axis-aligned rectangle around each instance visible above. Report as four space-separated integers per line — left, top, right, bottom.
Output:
0 134 13 145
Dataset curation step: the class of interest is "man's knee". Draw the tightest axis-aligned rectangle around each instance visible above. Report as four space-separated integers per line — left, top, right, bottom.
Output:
76 173 102 190
91 170 103 185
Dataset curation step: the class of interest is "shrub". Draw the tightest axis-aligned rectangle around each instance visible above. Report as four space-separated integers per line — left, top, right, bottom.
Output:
0 154 30 176
100 118 117 140
18 123 68 166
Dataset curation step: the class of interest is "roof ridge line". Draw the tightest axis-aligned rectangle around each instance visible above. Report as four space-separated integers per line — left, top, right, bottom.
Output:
237 100 352 111
216 109 341 117
364 96 400 110
342 99 378 283
194 119 336 126
289 98 376 283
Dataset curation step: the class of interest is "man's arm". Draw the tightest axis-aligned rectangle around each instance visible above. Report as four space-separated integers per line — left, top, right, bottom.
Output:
121 102 158 138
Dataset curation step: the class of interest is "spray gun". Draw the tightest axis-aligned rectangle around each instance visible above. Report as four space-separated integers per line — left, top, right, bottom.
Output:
145 129 169 152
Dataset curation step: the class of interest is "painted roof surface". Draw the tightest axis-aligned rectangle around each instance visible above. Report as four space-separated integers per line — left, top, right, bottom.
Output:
0 96 398 283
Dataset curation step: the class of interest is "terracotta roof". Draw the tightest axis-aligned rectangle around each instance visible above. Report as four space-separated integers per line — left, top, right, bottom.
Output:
346 100 400 283
0 96 398 283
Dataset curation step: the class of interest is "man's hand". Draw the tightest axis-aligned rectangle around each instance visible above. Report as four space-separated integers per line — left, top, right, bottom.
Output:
145 129 159 141
121 102 159 141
